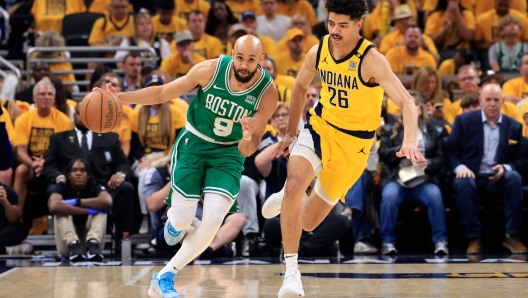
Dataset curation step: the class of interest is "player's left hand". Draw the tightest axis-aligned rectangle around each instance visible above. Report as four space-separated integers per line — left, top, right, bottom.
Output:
396 141 424 162
238 117 257 140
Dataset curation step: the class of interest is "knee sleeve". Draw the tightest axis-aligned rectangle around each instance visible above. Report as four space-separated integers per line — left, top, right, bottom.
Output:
201 193 234 226
168 192 198 231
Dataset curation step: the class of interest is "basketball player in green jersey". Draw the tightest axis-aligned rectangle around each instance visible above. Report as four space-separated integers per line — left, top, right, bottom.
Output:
98 35 278 297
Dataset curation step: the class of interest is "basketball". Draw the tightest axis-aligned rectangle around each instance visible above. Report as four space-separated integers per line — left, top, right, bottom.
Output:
79 90 123 133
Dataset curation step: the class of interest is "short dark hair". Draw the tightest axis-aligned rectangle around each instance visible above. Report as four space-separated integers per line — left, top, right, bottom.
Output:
263 54 276 72
187 10 204 21
461 93 479 109
66 158 92 178
155 0 175 10
325 0 368 21
123 53 140 64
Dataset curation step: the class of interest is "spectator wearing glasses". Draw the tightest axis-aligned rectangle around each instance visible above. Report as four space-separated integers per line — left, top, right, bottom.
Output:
448 83 527 254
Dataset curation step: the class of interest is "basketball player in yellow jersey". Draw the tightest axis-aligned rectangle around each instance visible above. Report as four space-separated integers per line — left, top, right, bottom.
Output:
261 0 425 297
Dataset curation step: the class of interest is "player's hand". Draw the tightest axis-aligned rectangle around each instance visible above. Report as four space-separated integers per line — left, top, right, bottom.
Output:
396 141 424 163
238 117 257 140
271 132 297 158
489 164 505 181
456 168 475 179
107 174 124 189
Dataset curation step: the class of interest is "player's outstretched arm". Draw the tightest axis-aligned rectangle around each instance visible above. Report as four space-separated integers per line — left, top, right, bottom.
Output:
99 59 218 106
362 49 423 162
271 45 318 158
238 83 279 157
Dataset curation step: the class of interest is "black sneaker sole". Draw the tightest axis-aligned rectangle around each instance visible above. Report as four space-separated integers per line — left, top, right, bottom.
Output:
70 254 86 263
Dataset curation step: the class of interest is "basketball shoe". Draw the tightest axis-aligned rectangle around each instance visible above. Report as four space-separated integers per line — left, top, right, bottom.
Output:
164 220 184 246
262 187 285 219
278 268 305 298
148 272 183 298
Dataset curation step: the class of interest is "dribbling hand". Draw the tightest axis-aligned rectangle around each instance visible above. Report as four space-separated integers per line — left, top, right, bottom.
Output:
270 132 296 158
396 141 424 163
92 83 118 95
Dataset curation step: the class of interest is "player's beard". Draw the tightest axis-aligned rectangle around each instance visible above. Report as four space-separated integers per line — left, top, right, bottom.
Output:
233 65 258 84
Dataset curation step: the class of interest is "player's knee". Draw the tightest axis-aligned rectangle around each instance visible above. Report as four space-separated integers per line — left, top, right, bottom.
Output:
302 219 318 232
227 213 246 230
284 178 305 200
168 207 195 231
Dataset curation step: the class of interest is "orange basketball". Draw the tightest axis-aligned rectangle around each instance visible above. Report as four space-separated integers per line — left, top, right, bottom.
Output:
79 90 123 133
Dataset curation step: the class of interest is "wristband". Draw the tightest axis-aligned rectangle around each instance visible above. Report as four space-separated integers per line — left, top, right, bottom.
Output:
243 135 252 141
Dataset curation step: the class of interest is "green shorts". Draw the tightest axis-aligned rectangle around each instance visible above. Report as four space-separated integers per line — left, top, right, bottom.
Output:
165 128 244 213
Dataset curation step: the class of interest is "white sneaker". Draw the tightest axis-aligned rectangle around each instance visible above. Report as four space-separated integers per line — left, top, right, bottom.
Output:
139 217 149 234
278 269 305 298
434 241 449 255
262 187 285 219
354 241 378 254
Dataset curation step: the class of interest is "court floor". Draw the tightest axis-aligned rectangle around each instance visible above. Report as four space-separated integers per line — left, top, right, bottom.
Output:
1 256 527 297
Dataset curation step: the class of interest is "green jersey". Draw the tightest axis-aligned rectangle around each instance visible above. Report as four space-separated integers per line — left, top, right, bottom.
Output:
185 54 273 144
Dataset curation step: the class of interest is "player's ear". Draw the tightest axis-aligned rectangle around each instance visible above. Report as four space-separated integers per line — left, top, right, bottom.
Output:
258 54 264 64
355 19 364 31
231 49 235 57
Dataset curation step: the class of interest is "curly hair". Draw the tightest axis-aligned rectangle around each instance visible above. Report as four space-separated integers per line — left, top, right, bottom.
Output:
325 0 368 21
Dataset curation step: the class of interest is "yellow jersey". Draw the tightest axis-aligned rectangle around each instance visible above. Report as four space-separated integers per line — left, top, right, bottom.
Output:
316 36 384 131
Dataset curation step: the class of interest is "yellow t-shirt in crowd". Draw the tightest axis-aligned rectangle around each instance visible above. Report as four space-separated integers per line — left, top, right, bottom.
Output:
131 105 186 155
502 77 528 99
50 62 76 87
423 0 475 12
363 0 418 40
275 74 295 91
475 0 527 17
170 98 190 115
379 30 439 60
152 15 188 38
174 0 211 20
448 98 524 124
88 15 136 45
385 46 437 75
276 0 317 27
170 34 225 59
31 0 85 32
112 111 132 144
13 108 72 156
160 52 207 78
425 10 476 49
88 0 134 15
438 58 455 75
276 85 292 103
275 34 320 56
274 52 306 78
226 0 263 20
475 9 528 43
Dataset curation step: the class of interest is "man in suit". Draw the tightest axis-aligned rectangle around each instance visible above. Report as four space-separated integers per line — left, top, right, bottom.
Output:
44 104 135 251
448 83 527 254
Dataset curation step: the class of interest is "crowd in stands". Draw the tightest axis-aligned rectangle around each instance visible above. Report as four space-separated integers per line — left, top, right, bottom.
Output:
0 0 528 261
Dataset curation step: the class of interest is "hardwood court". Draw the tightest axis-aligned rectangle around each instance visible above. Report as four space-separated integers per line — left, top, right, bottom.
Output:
1 259 528 297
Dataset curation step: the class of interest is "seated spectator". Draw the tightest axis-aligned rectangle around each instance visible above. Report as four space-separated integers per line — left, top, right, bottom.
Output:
342 142 379 254
89 65 113 90
385 26 438 76
121 54 142 92
115 13 172 68
379 4 440 62
48 159 111 262
0 183 29 255
438 48 474 75
226 0 263 20
276 0 317 28
474 0 528 52
239 11 276 56
424 0 475 50
489 16 528 73
423 0 474 21
0 99 21 126
460 92 481 113
175 0 211 20
449 65 523 123
503 53 528 105
32 31 77 92
149 69 190 115
274 14 320 55
274 28 306 78
205 0 238 44
226 24 249 52
256 0 291 43
160 30 206 78
13 80 72 216
87 0 134 15
170 10 225 59
379 92 449 255
15 62 50 105
0 106 13 186
43 104 134 253
30 0 85 33
260 56 293 102
43 75 75 122
475 0 526 17
144 159 246 257
448 83 527 254
152 0 187 43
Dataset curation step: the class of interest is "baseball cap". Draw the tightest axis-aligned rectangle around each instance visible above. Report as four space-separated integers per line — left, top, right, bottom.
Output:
228 24 247 36
144 75 165 87
175 30 193 44
240 11 256 22
286 28 304 41
393 4 413 20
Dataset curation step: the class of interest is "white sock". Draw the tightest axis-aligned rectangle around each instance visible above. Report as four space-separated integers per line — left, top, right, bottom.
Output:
284 253 298 273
